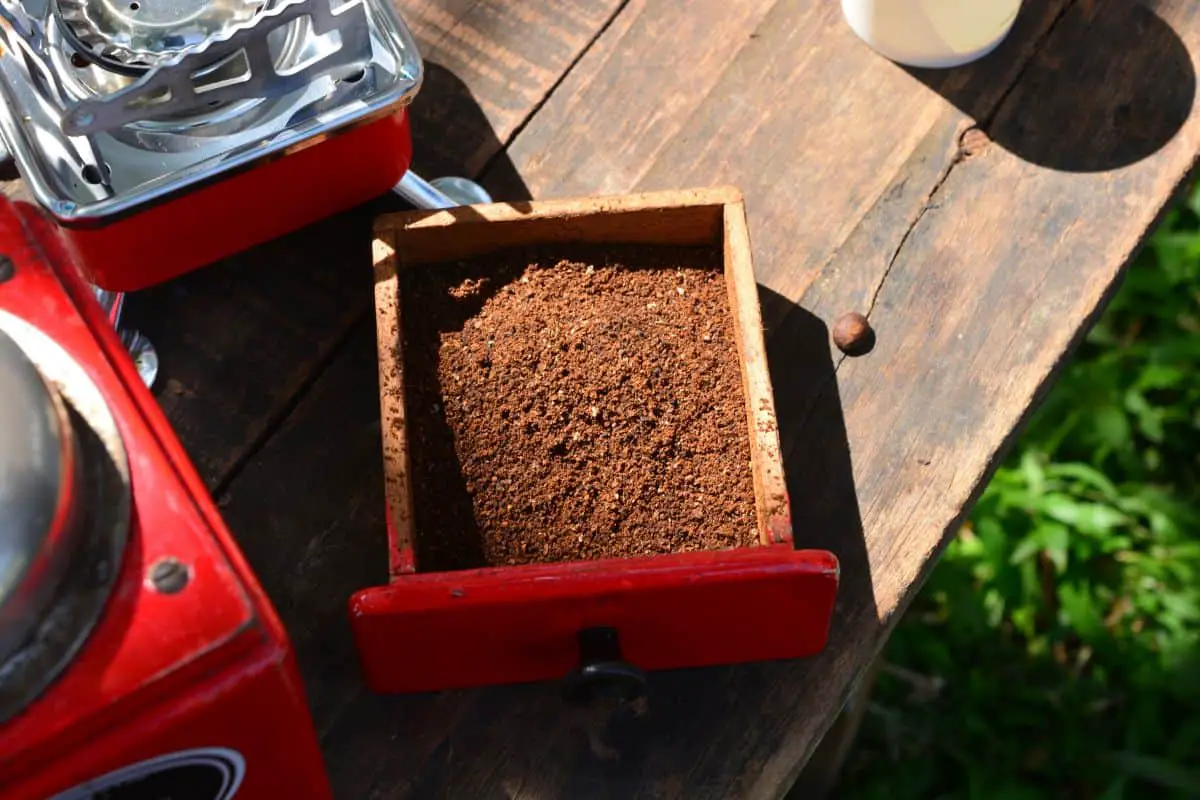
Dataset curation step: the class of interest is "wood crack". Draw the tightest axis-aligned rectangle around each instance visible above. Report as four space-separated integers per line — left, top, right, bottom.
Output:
782 0 1082 466
857 0 1080 330
477 0 634 176
212 311 370 498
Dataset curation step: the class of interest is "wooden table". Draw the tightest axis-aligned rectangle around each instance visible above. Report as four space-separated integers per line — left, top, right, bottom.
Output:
103 0 1200 796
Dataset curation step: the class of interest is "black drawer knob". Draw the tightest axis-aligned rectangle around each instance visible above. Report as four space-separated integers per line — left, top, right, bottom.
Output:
562 627 646 706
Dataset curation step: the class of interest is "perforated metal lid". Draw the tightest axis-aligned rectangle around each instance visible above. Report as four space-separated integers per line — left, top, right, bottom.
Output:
53 0 269 71
0 327 82 667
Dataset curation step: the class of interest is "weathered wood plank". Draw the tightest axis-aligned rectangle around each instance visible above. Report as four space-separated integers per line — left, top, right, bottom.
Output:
499 0 1071 308
486 0 778 198
398 0 626 177
122 211 373 485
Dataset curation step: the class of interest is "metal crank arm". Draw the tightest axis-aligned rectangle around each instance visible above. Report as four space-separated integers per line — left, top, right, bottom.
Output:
392 171 492 210
91 287 158 389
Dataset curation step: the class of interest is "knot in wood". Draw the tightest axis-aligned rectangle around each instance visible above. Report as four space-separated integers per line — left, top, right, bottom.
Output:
832 312 875 357
958 127 991 159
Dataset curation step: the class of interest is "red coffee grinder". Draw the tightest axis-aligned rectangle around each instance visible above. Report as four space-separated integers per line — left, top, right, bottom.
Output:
0 0 486 384
0 201 331 798
0 0 482 795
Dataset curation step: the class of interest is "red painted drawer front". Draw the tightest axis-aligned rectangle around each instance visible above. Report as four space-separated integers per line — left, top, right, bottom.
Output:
351 543 839 693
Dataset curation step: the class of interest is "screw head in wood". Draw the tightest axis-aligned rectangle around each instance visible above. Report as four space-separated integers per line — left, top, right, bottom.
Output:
832 312 875 356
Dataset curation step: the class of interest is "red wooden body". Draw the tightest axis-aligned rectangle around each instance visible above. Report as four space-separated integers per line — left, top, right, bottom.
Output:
67 109 413 293
0 198 331 799
351 532 840 694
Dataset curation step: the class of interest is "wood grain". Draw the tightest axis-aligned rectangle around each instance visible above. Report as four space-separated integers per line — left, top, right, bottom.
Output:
120 211 372 486
397 0 624 178
723 199 791 545
499 0 1073 307
371 235 417 577
375 188 733 263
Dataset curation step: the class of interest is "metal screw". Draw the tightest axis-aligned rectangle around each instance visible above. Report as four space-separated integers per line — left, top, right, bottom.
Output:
149 557 190 594
833 312 875 357
0 255 13 283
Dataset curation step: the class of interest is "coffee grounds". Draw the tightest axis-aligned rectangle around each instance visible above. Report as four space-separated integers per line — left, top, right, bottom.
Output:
398 243 759 572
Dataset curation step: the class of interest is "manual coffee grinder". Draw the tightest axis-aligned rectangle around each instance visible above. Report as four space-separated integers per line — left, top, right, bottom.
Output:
0 0 488 384
0 0 485 796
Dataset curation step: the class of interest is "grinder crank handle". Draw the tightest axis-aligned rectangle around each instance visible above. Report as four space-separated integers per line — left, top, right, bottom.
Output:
392 171 492 210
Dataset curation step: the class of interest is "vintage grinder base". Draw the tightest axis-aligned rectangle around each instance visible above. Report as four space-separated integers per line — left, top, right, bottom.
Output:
0 196 330 799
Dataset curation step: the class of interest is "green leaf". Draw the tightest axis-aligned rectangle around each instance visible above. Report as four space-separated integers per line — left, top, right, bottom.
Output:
1125 390 1166 443
1039 494 1127 536
1091 404 1134 454
1010 535 1042 566
1011 604 1039 641
1046 462 1120 499
1135 363 1187 391
1038 493 1085 523
1160 592 1200 624
1059 581 1107 642
1020 450 1047 498
1042 525 1070 573
1098 534 1134 554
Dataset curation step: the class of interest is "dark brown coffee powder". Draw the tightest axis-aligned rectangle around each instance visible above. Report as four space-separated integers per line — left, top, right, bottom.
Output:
398 243 759 572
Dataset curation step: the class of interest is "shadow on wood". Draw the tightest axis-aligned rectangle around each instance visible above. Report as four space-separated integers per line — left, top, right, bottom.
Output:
408 62 534 205
756 290 871 632
756 288 877 798
395 255 526 573
909 0 1195 172
786 653 884 799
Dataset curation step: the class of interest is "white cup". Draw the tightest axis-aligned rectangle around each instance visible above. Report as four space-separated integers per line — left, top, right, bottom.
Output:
841 0 1022 69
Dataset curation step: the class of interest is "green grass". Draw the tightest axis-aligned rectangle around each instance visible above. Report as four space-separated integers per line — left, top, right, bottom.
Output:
841 185 1200 799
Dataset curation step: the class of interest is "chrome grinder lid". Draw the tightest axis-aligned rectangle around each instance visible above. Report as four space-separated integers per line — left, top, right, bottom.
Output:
0 0 424 223
54 0 270 71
